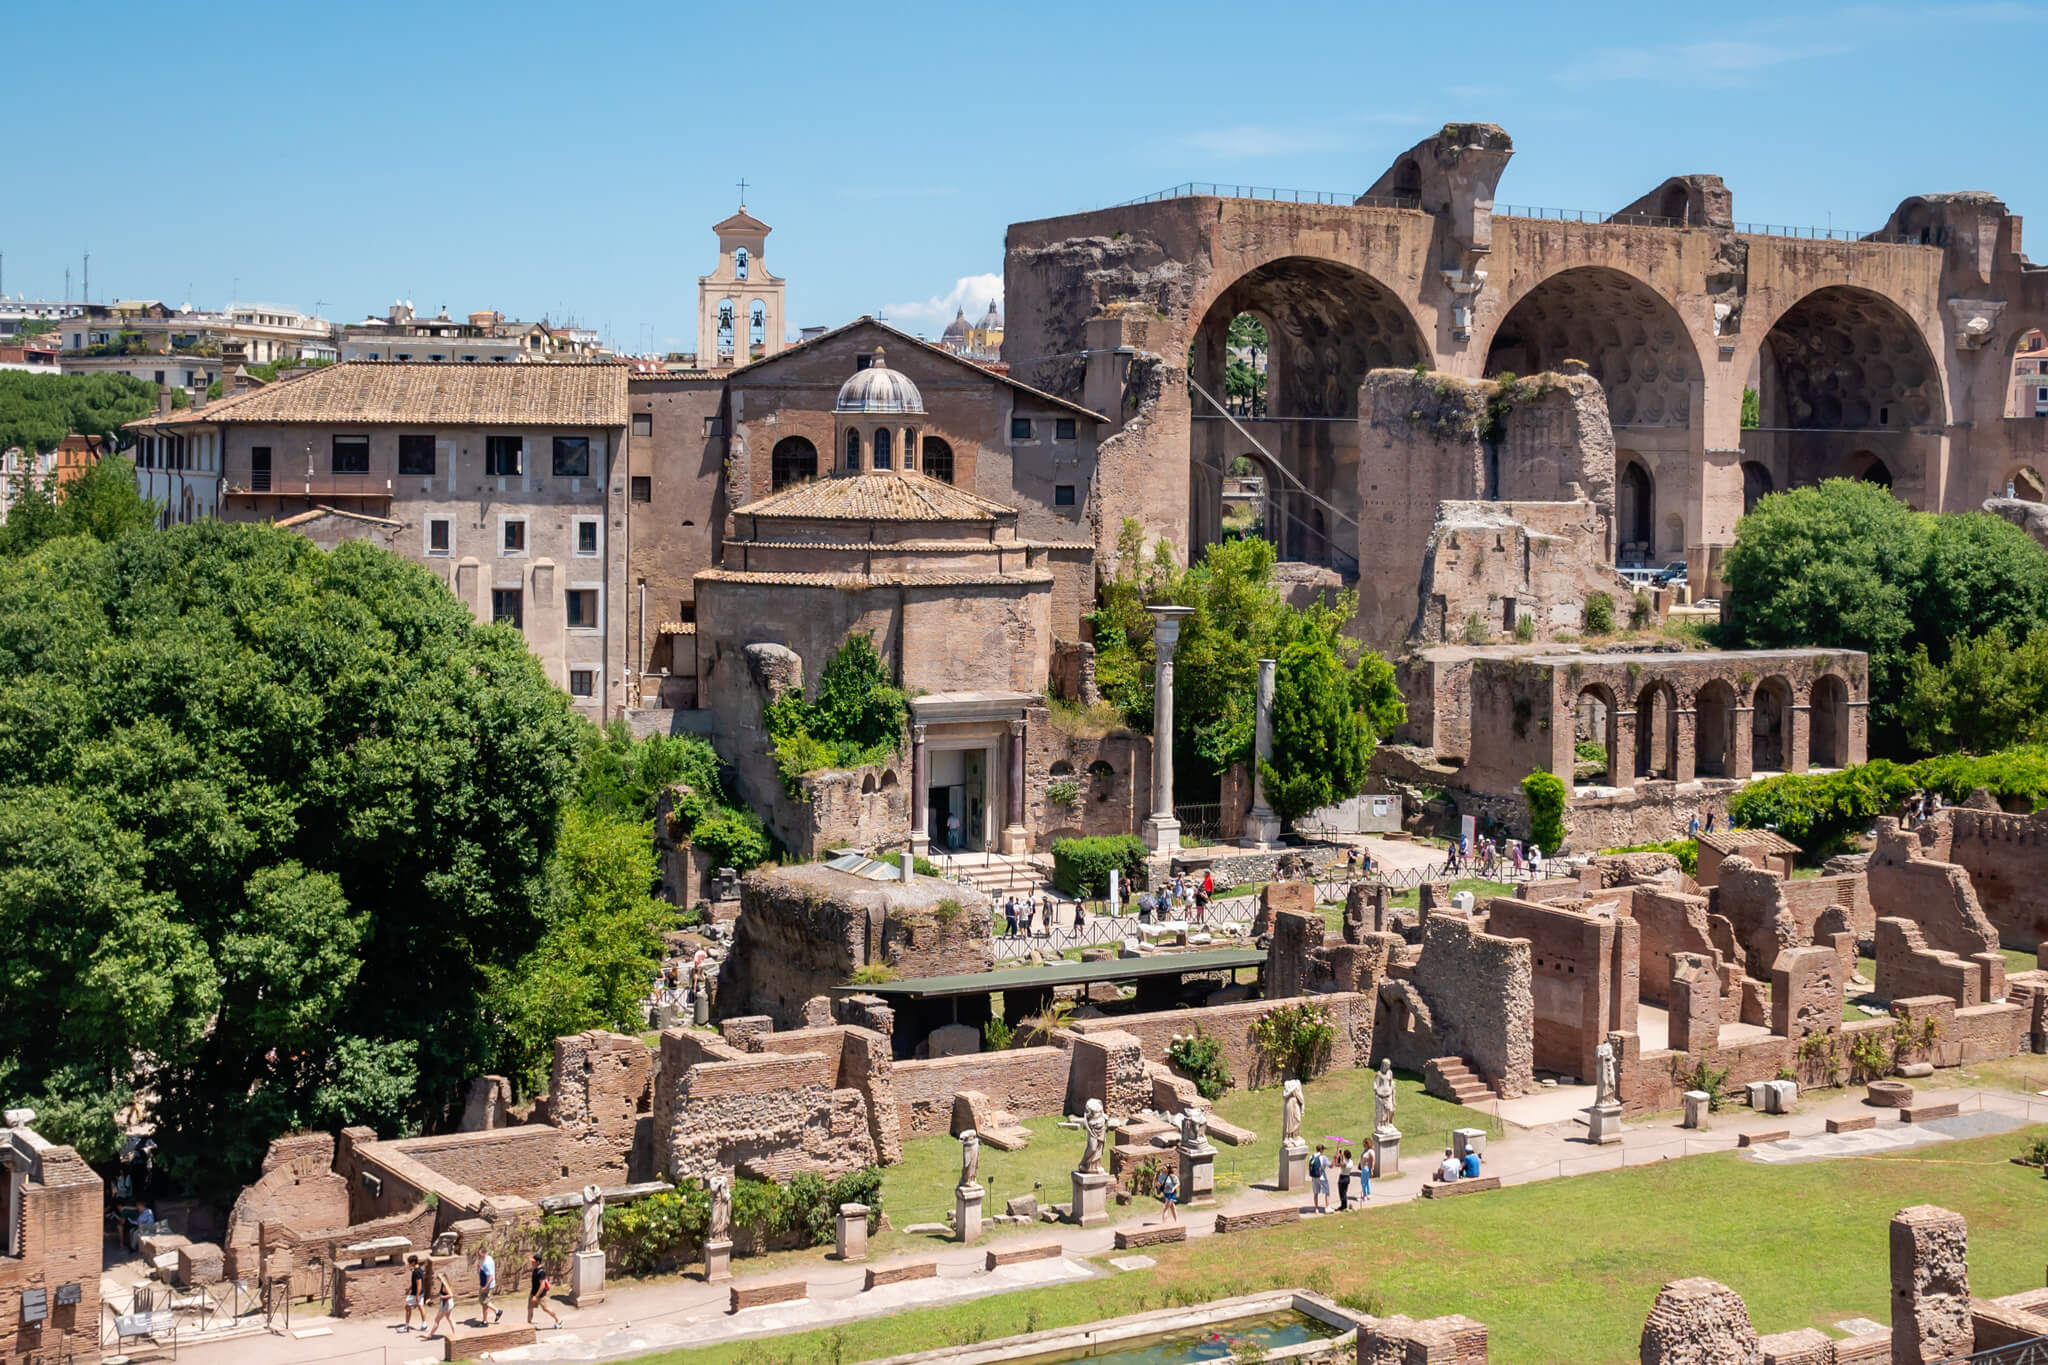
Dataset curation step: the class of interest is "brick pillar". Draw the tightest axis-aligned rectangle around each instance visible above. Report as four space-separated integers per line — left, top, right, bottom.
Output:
1002 717 1027 855
1890 1205 1971 1365
1788 703 1812 774
1615 708 1638 790
909 724 929 854
1673 705 1698 783
1730 706 1755 780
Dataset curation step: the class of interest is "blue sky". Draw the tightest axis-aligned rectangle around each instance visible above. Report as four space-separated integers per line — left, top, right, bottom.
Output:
7 0 2041 353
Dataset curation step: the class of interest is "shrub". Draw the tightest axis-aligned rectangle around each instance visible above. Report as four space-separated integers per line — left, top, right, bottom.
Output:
1522 770 1568 852
601 1169 882 1274
1678 1057 1733 1112
1045 776 1081 807
1249 1001 1336 1083
1583 591 1614 634
982 1018 1014 1052
1629 590 1655 630
1166 1028 1232 1100
1051 834 1145 897
848 964 898 986
1513 612 1536 643
1727 760 1919 856
1463 612 1490 644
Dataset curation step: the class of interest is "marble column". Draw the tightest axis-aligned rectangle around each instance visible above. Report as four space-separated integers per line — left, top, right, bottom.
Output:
910 723 930 854
1143 606 1194 852
1246 656 1281 846
1001 716 1028 855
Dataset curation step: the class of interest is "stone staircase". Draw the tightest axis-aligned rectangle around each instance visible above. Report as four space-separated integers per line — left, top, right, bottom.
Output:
933 852 1054 898
1422 1056 1494 1106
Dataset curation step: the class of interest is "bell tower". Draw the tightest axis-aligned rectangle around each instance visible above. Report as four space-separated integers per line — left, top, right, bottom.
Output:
697 198 786 368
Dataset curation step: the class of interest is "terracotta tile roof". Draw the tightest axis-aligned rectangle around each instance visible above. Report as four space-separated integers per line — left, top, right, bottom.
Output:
656 621 697 635
729 537 1088 553
696 568 1053 588
1695 827 1803 857
126 361 628 429
732 472 1016 522
274 504 404 530
727 315 1107 422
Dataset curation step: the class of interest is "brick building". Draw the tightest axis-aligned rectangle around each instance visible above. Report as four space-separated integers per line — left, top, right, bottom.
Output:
1 1118 101 1365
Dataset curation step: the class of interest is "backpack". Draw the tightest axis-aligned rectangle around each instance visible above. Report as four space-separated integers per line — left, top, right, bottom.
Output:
1308 1152 1325 1177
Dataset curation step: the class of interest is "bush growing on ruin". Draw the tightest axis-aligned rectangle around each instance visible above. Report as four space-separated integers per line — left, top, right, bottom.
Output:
1521 771 1568 852
764 633 908 796
1249 1001 1336 1084
1050 833 1146 897
1582 591 1615 634
1167 1028 1232 1100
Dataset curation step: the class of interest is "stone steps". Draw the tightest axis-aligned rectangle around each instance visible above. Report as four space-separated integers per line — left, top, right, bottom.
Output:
1424 1056 1494 1106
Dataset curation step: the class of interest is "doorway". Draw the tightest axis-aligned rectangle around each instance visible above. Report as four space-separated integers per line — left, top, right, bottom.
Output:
927 746 990 851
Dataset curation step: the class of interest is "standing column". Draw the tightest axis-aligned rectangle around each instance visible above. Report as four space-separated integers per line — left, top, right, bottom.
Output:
1002 716 1028 855
910 723 930 854
1246 656 1282 846
1143 606 1195 852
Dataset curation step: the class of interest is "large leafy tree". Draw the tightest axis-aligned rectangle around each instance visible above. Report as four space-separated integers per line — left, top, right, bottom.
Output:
0 522 582 1193
0 454 159 557
1720 479 2048 745
0 370 163 452
1260 640 1373 821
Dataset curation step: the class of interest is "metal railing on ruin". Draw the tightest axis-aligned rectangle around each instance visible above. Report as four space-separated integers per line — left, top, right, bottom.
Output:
1109 183 1420 210
1932 1337 2048 1365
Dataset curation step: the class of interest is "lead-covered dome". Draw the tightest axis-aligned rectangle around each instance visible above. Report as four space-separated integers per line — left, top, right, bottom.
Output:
835 347 925 414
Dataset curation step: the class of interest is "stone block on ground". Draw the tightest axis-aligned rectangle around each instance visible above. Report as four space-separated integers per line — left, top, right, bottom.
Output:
1113 1224 1186 1249
730 1280 808 1312
985 1242 1063 1270
1420 1175 1502 1198
175 1242 223 1287
1866 1080 1914 1108
1827 1115 1876 1134
863 1261 937 1290
442 1323 537 1360
1005 1194 1038 1220
1739 1130 1790 1147
1214 1207 1300 1234
1901 1102 1960 1124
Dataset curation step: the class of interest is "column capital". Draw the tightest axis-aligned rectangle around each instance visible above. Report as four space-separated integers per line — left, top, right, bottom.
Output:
1147 604 1195 653
1008 717 1027 737
912 723 927 743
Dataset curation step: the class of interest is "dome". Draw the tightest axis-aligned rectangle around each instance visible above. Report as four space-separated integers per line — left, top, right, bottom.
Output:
979 300 1003 329
941 307 971 343
835 348 925 414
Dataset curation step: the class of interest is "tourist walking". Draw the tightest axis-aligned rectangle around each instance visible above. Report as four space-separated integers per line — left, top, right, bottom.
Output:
478 1249 503 1324
428 1268 457 1338
526 1254 561 1328
1308 1144 1330 1212
1157 1166 1179 1223
1358 1145 1374 1201
1335 1150 1354 1211
402 1253 427 1331
1004 898 1018 938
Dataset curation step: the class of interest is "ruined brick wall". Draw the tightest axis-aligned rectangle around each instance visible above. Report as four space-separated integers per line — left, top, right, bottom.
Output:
1634 889 1718 1005
548 1031 654 1185
1769 946 1843 1044
1879 919 1984 1007
747 1025 902 1165
379 1126 575 1198
1484 898 1634 1084
1413 912 1536 1097
1891 1206 1972 1365
1933 806 2048 949
1639 1278 1763 1365
225 1134 351 1279
1869 820 2000 962
1025 713 1151 848
0 1137 101 1365
1416 499 1619 646
719 864 993 1027
663 1050 878 1182
1060 1029 1150 1116
1713 859 1865 979
890 1047 1073 1136
1067 993 1374 1094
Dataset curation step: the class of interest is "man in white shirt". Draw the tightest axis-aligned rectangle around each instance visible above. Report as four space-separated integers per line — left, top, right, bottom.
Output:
1438 1148 1461 1183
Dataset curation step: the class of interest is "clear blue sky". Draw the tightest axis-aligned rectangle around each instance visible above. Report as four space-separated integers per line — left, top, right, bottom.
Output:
8 0 2041 353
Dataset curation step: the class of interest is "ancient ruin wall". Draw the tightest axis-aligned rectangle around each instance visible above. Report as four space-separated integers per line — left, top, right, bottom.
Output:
1932 806 2048 949
1067 992 1375 1093
1413 912 1536 1096
890 1048 1073 1137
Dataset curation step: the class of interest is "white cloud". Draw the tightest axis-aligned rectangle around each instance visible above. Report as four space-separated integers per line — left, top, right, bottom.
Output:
883 272 1002 335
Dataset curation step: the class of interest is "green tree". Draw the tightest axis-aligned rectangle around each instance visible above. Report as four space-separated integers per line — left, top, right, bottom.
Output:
1740 387 1761 429
1522 771 1568 852
1900 626 2048 754
1259 640 1373 822
0 370 162 452
763 634 909 794
0 522 583 1195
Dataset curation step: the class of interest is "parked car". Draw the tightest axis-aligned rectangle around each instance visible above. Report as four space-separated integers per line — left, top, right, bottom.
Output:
1654 560 1688 587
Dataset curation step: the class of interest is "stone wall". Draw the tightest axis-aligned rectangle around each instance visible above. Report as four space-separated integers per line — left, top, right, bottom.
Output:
1068 992 1375 1094
1924 806 2048 949
890 1047 1073 1137
1714 858 1869 980
0 1128 102 1365
1633 888 1718 1005
662 1048 879 1183
1483 898 1637 1084
226 1133 352 1279
1415 499 1622 646
548 1030 655 1185
1407 912 1535 1097
1869 820 2001 992
719 864 994 1027
1025 710 1151 849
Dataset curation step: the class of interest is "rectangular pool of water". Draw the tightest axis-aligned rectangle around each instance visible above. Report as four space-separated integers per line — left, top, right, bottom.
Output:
1008 1310 1340 1365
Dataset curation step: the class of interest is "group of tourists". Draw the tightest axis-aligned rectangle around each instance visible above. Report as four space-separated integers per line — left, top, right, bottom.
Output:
1306 1143 1374 1211
1000 893 1086 938
1436 1146 1483 1184
1442 834 1544 881
1685 810 1722 837
1902 790 1944 829
399 1250 564 1338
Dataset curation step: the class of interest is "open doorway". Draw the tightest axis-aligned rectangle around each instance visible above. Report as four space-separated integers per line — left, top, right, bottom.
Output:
927 746 990 852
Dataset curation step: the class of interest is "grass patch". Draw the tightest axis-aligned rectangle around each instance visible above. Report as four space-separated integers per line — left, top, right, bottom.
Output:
2003 946 2038 977
1211 1067 1502 1149
1387 878 1517 911
646 1126 2048 1365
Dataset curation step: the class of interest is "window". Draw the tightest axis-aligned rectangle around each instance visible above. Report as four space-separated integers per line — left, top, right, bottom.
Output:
1055 417 1077 441
462 354 478 362
844 429 861 471
332 435 370 474
428 353 445 362
566 588 599 629
632 412 653 437
427 517 452 556
575 517 600 556
491 589 523 629
398 434 436 476
873 427 892 469
855 353 874 371
1055 484 1077 506
1011 417 1033 441
631 475 652 502
502 518 527 554
396 352 412 361
486 435 523 476
704 415 724 437
251 446 272 492
569 669 595 698
734 246 749 281
677 600 697 623
552 436 590 477
921 437 954 483
153 370 165 385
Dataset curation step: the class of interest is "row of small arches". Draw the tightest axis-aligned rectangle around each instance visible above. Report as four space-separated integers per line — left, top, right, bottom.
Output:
770 435 955 489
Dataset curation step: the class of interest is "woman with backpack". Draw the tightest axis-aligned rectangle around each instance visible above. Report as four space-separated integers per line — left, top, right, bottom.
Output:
1156 1165 1179 1223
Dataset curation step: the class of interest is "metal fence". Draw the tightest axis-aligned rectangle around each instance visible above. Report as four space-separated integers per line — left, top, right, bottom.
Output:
1110 183 1419 210
1174 802 1225 843
1934 1339 2048 1365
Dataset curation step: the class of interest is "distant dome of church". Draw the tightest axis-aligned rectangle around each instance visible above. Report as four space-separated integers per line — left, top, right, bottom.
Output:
941 307 971 343
835 348 925 414
979 300 1003 327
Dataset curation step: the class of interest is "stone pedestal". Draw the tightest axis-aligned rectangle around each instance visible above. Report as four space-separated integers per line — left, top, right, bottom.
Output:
692 992 710 1026
1452 1128 1488 1158
1766 1079 1798 1114
835 1204 869 1262
1372 1129 1401 1179
703 1237 733 1283
569 1249 605 1306
1277 1139 1308 1192
1243 813 1282 848
1178 1144 1217 1205
1069 1170 1112 1228
954 1184 984 1243
1682 1089 1711 1129
1585 1102 1625 1145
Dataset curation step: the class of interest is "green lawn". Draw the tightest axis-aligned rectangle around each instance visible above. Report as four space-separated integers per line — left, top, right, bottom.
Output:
645 1126 2048 1365
1317 878 1519 934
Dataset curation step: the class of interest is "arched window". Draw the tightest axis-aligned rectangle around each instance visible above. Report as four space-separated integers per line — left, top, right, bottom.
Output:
844 428 861 471
1742 460 1774 515
734 247 749 281
716 299 736 358
749 300 766 353
873 427 892 470
923 437 955 483
771 436 818 490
